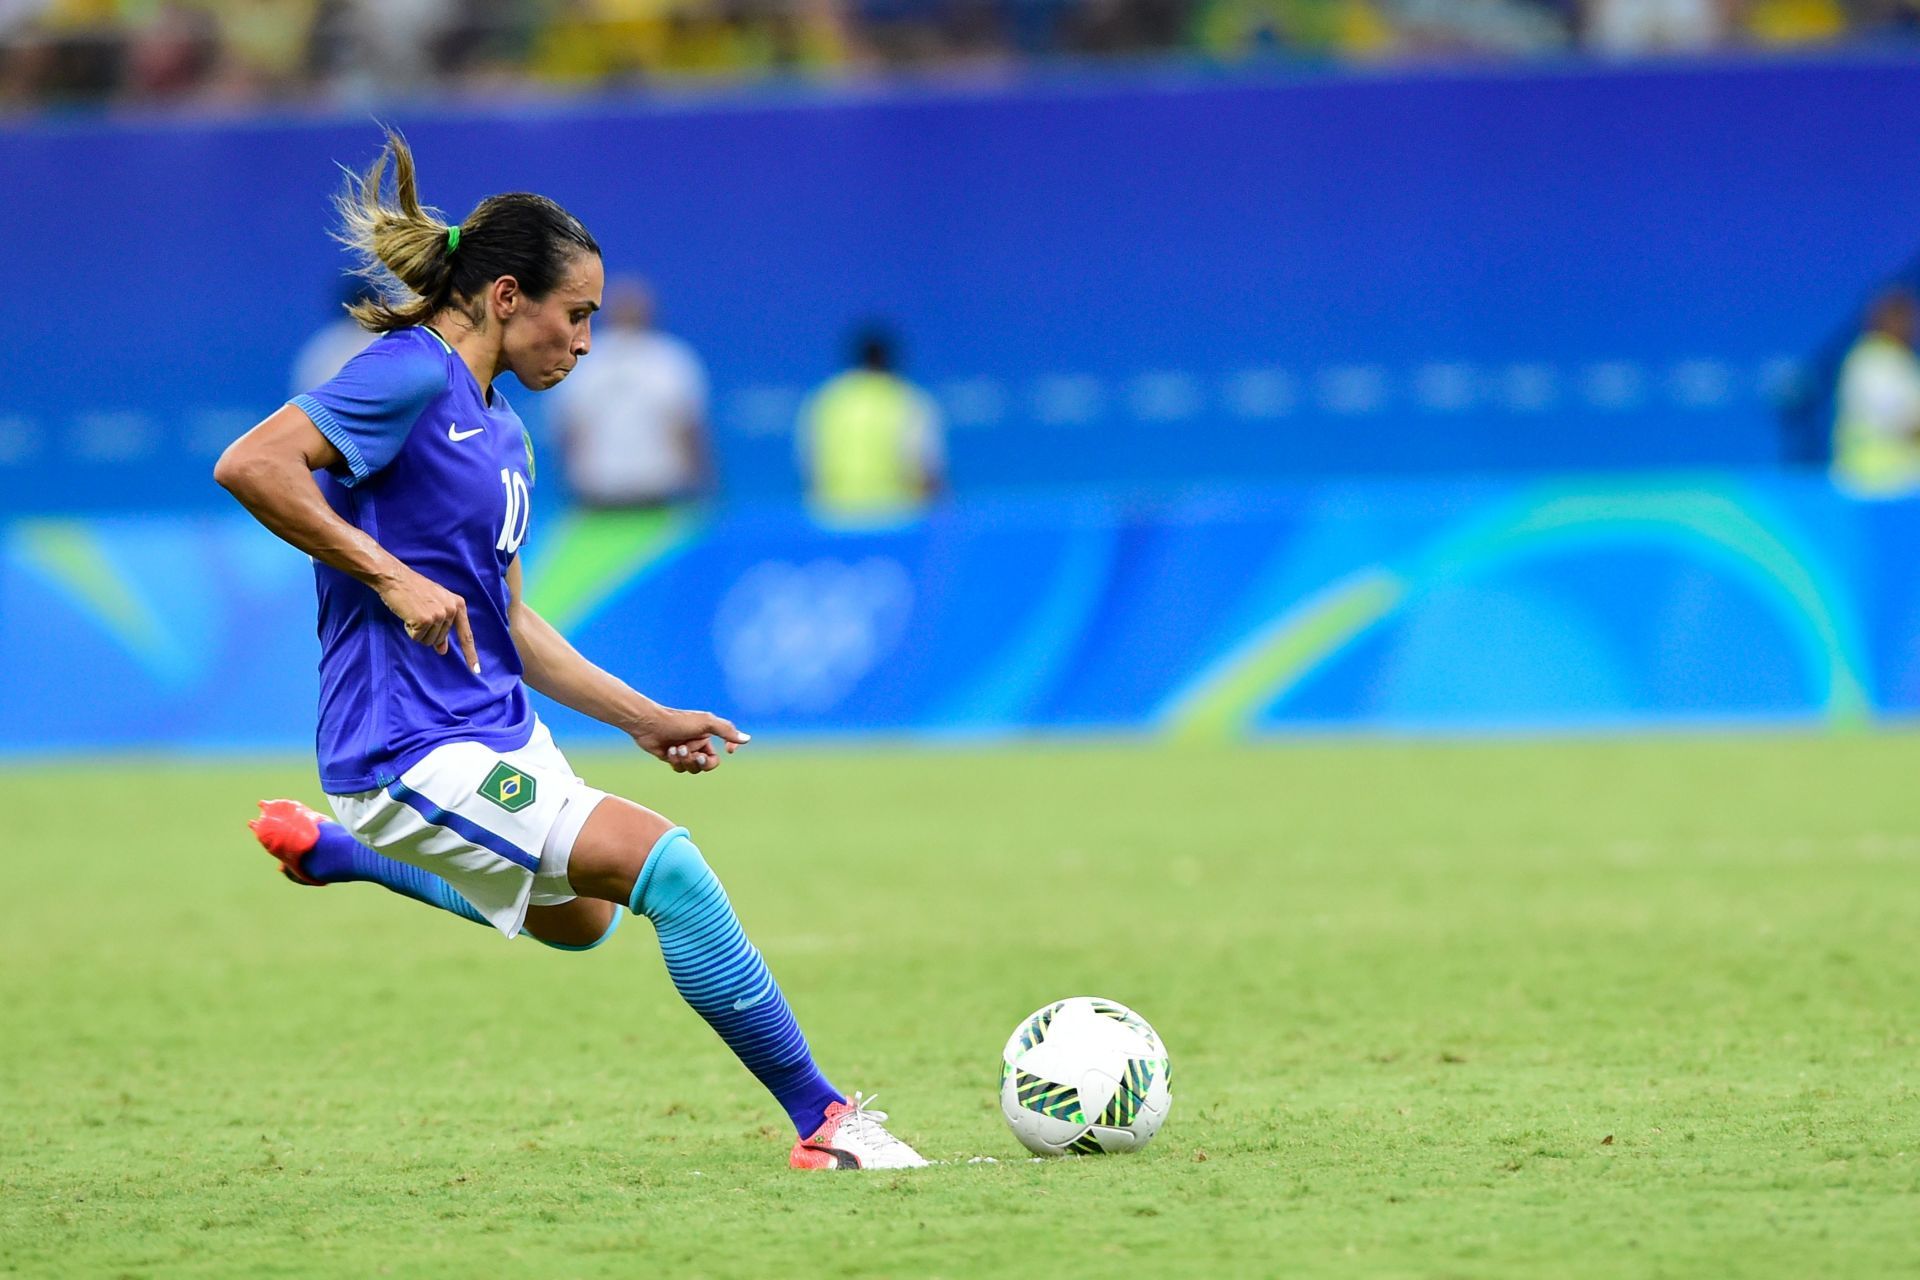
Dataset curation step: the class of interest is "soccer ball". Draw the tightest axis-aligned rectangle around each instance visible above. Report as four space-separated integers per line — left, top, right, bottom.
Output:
999 996 1173 1156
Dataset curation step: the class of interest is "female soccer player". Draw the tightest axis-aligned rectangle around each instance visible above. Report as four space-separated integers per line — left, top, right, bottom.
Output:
215 132 924 1171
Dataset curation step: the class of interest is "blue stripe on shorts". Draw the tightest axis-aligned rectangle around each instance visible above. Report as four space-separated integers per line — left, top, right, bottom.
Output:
385 779 541 873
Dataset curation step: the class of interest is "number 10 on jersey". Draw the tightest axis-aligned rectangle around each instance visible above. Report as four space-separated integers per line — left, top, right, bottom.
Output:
497 468 531 555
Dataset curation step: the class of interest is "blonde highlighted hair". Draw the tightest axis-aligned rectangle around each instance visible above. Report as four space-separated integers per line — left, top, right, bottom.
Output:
332 130 600 334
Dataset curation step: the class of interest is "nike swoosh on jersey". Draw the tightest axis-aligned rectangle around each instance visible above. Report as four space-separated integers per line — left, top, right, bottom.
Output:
448 422 485 441
732 986 772 1012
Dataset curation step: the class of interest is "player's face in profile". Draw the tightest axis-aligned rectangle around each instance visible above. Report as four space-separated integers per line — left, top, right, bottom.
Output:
508 252 604 390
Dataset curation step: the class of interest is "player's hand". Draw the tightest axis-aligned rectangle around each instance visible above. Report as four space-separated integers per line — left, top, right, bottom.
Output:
376 567 481 675
630 708 749 774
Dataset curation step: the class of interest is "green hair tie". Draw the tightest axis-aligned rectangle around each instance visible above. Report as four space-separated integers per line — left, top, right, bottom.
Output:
446 224 461 253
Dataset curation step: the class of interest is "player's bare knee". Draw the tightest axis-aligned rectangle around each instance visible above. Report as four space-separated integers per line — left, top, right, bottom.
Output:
567 795 677 905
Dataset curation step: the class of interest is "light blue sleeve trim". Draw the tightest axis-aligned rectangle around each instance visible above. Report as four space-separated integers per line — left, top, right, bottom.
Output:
290 393 371 485
531 907 625 952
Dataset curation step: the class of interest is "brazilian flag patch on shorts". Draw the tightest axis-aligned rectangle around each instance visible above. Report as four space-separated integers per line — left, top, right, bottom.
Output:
479 761 536 812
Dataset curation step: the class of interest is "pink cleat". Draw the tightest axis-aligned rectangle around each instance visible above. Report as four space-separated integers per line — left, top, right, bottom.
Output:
247 798 329 886
789 1093 928 1170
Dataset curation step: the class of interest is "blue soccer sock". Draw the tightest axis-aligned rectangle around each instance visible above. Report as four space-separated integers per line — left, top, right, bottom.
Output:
303 821 490 929
629 827 843 1137
305 821 621 950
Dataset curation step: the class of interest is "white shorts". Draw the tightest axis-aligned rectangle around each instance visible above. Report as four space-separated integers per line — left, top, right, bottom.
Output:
326 718 607 939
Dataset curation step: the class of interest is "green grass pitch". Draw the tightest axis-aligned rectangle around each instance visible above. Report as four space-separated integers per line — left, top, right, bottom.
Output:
3 733 1917 1277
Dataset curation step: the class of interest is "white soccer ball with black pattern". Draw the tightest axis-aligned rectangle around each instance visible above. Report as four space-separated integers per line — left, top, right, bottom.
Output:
999 996 1173 1156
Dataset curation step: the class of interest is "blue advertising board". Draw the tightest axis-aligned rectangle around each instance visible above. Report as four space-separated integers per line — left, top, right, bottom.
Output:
5 57 1920 515
5 475 1916 763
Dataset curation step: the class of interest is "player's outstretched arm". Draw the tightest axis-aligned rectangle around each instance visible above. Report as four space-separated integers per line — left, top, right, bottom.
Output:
214 405 482 673
503 558 747 773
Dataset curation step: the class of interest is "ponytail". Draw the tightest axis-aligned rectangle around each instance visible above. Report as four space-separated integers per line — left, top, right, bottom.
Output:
332 130 599 335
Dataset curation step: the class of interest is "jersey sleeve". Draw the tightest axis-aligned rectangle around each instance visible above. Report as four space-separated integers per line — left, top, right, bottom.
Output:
289 333 446 486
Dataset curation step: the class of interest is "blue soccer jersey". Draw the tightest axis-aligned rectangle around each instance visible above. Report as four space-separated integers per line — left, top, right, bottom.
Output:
291 326 537 793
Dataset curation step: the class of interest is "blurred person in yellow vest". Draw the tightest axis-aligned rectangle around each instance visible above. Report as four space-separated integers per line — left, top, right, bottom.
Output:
797 326 945 519
1833 289 1920 498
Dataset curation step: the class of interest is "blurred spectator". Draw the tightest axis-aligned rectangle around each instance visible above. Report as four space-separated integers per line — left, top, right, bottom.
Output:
327 0 459 98
856 0 1009 64
122 3 219 102
1196 0 1399 59
1583 0 1727 53
1392 0 1570 51
0 0 1901 110
0 1 50 38
797 325 945 518
1871 0 1920 34
3 0 120 104
1742 0 1846 43
527 0 650 86
435 0 542 83
550 278 713 510
204 0 314 97
529 0 845 85
1831 289 1920 498
291 276 378 395
1063 0 1193 54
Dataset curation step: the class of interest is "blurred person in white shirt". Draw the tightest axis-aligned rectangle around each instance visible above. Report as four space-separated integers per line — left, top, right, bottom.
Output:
551 277 712 509
1584 0 1726 52
313 0 456 98
1832 288 1920 498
